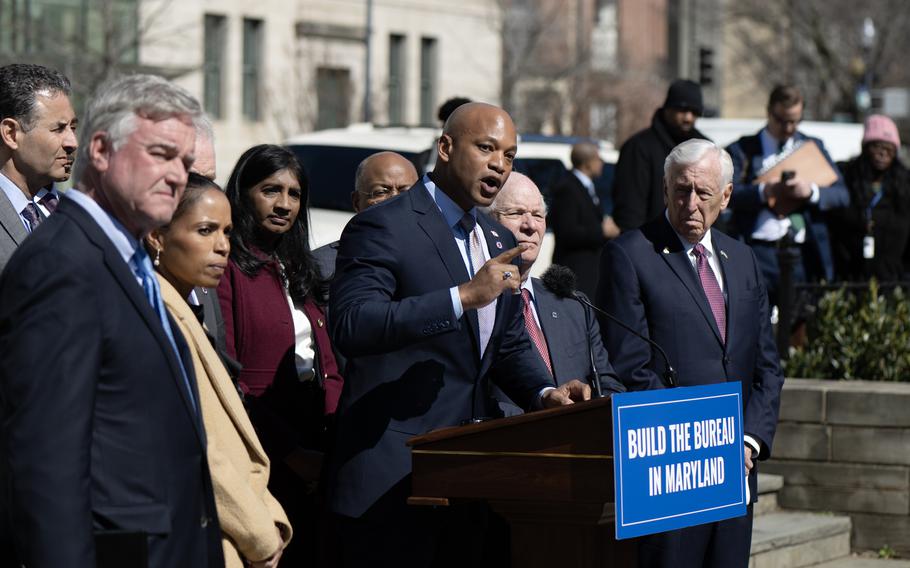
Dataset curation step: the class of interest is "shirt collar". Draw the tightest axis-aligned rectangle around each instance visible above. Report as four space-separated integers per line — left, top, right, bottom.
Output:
572 169 595 191
760 127 794 157
34 186 59 201
0 171 31 216
521 277 535 298
423 174 475 233
665 209 716 257
65 188 140 266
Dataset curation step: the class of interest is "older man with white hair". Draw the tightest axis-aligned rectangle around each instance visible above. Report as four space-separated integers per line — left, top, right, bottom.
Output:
596 138 784 568
0 74 223 568
486 172 624 415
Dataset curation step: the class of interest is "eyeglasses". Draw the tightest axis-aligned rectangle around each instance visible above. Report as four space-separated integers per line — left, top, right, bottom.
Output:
363 187 401 201
769 111 802 128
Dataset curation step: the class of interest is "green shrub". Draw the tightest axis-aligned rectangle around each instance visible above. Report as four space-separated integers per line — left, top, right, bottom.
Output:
784 281 910 381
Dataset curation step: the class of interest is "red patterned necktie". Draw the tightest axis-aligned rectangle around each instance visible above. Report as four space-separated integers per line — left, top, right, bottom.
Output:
692 243 726 343
521 288 553 375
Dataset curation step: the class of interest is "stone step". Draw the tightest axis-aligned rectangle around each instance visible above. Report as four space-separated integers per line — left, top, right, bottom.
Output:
750 511 852 568
811 557 910 567
756 473 784 516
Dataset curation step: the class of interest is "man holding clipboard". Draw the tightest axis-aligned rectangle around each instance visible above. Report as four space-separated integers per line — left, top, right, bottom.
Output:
726 85 849 306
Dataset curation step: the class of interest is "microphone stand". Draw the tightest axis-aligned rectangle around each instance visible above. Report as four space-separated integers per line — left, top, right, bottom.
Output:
574 293 679 388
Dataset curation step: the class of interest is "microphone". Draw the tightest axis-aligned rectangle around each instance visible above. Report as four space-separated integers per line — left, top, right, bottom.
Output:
541 265 678 388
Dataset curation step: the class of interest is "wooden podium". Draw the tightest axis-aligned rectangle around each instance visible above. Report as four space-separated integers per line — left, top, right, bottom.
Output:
407 397 636 567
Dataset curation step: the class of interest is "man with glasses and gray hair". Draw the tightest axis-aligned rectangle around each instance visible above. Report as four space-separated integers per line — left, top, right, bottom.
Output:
726 85 849 306
0 74 223 567
313 151 418 281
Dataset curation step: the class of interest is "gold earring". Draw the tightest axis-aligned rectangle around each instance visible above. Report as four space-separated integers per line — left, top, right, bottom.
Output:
154 248 161 267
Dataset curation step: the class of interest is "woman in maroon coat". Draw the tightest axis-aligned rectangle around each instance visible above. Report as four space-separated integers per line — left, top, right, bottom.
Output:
218 144 343 566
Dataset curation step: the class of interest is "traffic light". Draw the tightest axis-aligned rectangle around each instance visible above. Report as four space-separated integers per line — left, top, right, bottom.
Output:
699 47 714 86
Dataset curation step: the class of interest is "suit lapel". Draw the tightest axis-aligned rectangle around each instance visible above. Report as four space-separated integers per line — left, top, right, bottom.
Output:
61 200 205 439
162 277 265 458
532 281 564 382
714 232 735 349
0 190 29 246
653 218 725 346
411 185 482 355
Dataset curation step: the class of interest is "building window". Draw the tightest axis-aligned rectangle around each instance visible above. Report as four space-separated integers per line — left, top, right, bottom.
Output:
0 0 138 61
316 67 351 130
388 33 405 125
242 18 263 121
419 37 437 127
203 14 226 119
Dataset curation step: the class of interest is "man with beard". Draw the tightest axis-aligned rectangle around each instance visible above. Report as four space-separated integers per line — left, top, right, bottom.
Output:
612 79 709 233
0 64 77 271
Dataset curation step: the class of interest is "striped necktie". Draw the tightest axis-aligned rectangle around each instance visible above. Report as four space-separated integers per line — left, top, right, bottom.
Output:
458 213 495 357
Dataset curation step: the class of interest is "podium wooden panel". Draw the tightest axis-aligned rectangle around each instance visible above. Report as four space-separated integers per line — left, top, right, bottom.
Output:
408 397 636 567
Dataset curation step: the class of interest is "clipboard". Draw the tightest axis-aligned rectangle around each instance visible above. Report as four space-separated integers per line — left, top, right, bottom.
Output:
755 139 839 187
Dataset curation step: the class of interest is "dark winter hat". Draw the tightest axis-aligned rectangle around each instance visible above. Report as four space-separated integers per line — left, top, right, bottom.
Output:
662 79 704 116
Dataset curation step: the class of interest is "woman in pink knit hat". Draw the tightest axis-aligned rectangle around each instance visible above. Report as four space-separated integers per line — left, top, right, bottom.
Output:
828 114 910 281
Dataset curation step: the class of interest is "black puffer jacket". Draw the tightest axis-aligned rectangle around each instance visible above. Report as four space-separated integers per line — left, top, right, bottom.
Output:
612 110 709 231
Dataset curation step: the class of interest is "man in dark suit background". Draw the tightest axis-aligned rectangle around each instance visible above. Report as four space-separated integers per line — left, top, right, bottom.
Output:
327 102 590 567
0 74 223 568
548 142 618 298
726 85 849 306
597 139 784 568
486 171 625 416
612 79 710 234
0 63 78 272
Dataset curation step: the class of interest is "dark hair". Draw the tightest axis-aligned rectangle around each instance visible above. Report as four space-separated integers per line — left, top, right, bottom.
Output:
0 64 72 130
169 172 223 223
768 85 803 110
437 97 472 124
224 144 325 304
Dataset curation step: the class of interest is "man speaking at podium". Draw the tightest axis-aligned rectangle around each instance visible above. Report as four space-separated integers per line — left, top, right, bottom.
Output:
327 103 590 567
597 139 784 568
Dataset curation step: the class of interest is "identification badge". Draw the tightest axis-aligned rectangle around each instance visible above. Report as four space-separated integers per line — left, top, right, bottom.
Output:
863 235 875 259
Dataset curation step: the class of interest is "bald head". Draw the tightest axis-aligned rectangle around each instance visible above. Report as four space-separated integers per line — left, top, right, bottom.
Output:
352 151 419 212
570 142 603 178
487 172 547 277
435 102 518 211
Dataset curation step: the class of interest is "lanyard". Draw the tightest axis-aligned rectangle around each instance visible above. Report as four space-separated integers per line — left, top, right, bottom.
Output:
866 190 884 223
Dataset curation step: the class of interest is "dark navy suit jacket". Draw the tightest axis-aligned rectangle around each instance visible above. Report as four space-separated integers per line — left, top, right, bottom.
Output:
326 183 552 519
0 197 222 567
495 277 625 416
596 216 785 499
726 130 849 281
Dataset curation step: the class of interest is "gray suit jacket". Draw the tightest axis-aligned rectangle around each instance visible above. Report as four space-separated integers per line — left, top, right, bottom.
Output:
494 277 626 416
0 188 28 273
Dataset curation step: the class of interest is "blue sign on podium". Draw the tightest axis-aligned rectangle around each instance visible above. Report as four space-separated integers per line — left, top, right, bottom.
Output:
612 382 747 540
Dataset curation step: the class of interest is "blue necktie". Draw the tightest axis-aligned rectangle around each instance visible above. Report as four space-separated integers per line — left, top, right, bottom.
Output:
130 246 197 412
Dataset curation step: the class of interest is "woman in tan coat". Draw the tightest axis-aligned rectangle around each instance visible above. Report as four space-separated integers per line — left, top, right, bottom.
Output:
147 173 292 567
